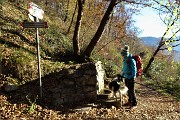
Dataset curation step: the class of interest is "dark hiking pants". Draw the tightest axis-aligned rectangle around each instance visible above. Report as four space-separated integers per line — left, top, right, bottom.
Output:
125 78 137 106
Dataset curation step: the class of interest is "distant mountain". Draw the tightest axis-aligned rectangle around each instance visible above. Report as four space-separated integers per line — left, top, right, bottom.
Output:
140 36 180 52
140 36 160 47
140 36 180 62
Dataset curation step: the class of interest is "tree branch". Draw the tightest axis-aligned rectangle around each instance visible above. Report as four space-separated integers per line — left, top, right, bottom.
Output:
95 35 125 54
160 43 180 50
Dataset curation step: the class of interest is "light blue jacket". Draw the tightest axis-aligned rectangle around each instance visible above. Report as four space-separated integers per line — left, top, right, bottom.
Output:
122 54 137 79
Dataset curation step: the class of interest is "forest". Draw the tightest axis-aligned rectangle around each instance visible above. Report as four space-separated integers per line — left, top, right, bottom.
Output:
0 0 180 119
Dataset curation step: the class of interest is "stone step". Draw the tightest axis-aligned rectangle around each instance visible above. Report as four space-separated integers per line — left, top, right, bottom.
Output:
97 91 121 103
103 89 111 94
96 89 123 107
97 94 121 101
101 98 121 102
96 98 121 108
97 88 112 100
97 94 109 100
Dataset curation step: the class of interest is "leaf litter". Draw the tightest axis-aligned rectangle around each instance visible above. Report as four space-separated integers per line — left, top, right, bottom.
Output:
0 78 180 120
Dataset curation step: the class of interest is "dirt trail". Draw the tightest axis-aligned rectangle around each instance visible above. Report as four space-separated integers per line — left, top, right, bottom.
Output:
69 80 180 120
0 79 180 120
129 81 180 120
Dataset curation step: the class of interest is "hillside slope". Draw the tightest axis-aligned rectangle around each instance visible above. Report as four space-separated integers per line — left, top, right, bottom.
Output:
0 1 72 84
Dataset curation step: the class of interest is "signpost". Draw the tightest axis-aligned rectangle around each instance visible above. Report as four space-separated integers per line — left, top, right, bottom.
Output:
22 2 47 105
22 21 48 28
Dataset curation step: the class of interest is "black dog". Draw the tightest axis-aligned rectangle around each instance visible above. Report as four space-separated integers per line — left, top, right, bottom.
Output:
108 74 124 92
109 80 120 93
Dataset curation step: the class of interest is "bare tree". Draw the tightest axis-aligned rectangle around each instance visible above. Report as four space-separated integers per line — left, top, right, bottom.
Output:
72 0 85 61
82 0 118 58
63 0 70 22
71 0 150 61
66 1 77 34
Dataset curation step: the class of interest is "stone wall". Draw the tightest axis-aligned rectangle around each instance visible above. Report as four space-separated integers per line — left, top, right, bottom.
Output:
43 62 97 106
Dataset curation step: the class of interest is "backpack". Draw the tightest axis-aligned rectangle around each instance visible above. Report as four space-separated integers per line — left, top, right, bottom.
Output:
127 55 143 77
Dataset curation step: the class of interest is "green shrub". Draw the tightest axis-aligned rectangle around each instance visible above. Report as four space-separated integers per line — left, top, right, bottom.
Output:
0 0 7 4
8 49 37 83
41 26 73 58
6 48 65 84
147 60 180 100
26 95 38 114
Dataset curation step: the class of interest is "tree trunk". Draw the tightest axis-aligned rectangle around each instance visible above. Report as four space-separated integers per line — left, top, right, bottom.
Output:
83 0 117 58
66 1 77 35
63 0 70 22
72 0 85 61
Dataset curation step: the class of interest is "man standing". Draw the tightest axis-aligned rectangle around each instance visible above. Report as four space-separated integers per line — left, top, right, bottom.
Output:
121 45 137 108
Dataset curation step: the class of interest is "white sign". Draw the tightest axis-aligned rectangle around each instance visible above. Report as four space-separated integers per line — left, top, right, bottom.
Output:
28 14 35 22
28 2 44 20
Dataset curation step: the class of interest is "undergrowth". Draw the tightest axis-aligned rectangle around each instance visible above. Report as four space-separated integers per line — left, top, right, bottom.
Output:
146 61 180 100
0 1 69 85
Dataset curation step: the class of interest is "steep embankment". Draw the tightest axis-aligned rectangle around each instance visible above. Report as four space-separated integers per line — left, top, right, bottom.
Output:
0 1 70 84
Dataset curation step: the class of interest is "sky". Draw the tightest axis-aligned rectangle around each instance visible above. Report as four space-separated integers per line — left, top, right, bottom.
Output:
133 7 168 38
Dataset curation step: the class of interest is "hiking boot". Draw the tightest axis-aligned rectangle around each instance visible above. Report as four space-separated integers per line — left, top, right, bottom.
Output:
123 102 132 106
129 105 137 110
129 103 137 109
132 102 137 106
